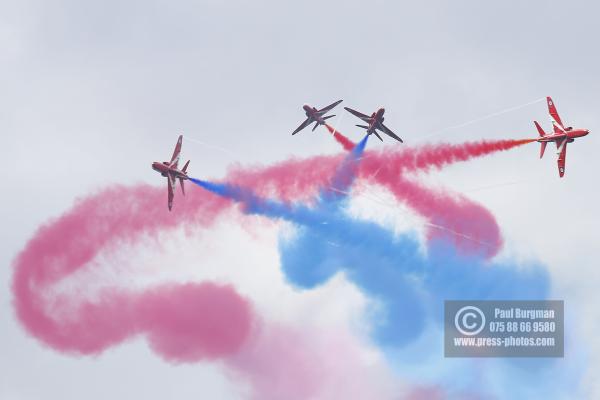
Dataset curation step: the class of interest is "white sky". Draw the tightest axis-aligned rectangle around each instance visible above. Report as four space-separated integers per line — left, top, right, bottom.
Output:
1 1 599 399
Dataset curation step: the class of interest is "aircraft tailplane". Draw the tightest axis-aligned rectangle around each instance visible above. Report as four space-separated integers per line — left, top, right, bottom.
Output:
179 178 185 195
540 142 547 159
182 160 190 173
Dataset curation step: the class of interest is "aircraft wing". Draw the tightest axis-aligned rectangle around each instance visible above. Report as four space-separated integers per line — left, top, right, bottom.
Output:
317 99 343 114
169 135 183 168
547 97 565 134
292 117 313 135
557 139 567 178
344 107 372 122
167 175 175 210
379 123 403 143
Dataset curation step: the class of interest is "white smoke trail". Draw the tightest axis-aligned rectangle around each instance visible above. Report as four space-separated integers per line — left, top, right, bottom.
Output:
415 97 545 142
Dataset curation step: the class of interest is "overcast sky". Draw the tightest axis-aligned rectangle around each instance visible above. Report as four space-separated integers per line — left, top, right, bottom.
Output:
1 1 599 399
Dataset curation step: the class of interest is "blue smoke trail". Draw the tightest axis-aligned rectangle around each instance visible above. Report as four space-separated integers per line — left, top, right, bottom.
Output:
190 134 549 345
188 134 581 398
319 134 368 207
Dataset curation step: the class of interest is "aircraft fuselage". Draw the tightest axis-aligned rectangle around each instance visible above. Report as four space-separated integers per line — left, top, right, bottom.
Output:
303 104 326 125
536 128 589 143
368 108 386 134
152 161 188 180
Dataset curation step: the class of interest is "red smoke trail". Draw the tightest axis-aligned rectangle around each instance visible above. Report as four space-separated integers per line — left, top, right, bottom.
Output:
325 123 355 151
361 138 535 174
382 176 502 257
227 153 342 203
12 185 252 360
367 139 532 256
11 183 423 399
323 130 533 256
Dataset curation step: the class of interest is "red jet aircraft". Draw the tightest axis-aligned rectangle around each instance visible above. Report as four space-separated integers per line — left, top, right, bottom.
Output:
152 135 190 211
534 97 589 177
291 99 343 135
344 106 403 143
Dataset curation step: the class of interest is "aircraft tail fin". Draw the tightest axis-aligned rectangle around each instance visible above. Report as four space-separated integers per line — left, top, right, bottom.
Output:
534 121 547 158
180 160 190 195
356 124 369 129
323 115 335 120
534 121 546 137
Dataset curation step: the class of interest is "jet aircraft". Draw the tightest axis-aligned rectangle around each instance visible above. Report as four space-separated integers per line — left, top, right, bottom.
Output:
152 135 190 210
291 100 343 135
344 106 403 143
535 97 589 177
